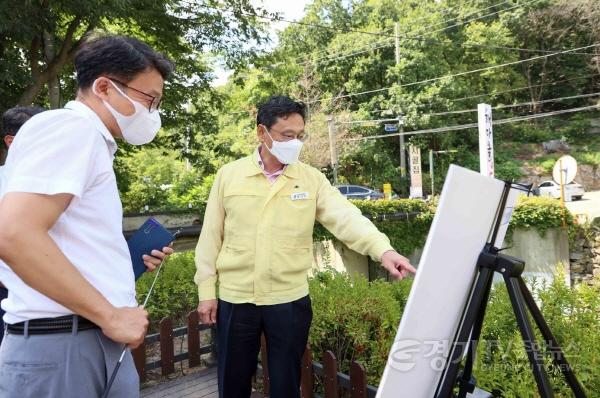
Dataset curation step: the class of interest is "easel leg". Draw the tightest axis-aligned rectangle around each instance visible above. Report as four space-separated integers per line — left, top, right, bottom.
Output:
518 278 587 397
505 276 555 398
456 274 494 398
436 263 495 398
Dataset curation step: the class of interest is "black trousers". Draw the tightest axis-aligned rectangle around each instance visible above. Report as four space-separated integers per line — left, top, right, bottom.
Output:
217 295 312 398
0 287 7 345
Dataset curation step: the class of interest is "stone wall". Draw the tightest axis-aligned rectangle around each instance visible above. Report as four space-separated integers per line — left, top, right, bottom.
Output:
570 220 600 284
312 227 600 285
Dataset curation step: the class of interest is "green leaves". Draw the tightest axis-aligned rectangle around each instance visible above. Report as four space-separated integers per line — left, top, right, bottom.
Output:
308 269 413 385
510 195 573 233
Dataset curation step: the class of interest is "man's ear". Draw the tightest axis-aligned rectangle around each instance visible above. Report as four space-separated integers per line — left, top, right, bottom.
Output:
257 124 265 143
91 77 112 101
4 135 14 148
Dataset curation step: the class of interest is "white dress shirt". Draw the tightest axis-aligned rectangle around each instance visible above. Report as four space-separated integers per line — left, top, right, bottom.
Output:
0 100 137 324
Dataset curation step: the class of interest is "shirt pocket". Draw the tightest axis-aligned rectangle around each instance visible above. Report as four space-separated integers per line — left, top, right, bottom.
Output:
223 188 265 230
270 236 314 292
216 232 255 293
273 190 317 236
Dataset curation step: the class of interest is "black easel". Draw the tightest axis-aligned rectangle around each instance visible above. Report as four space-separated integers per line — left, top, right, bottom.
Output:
435 182 587 398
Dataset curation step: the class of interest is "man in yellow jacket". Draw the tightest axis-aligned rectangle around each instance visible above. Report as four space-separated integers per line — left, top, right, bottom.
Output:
195 95 416 398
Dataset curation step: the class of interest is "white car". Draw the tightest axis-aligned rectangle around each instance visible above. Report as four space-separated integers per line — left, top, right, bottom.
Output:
537 180 584 201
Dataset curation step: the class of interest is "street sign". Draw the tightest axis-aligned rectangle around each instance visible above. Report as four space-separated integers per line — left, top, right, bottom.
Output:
552 155 577 185
385 124 399 132
409 145 423 199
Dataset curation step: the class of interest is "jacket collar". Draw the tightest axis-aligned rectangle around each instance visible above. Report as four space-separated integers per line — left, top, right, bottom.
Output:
243 147 300 179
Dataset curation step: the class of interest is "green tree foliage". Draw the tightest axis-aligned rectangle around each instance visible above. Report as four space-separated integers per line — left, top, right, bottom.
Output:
218 0 600 190
119 147 214 213
0 0 270 161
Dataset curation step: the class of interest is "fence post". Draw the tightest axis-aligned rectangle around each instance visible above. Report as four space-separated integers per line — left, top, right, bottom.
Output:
323 350 339 398
159 317 175 376
260 333 270 396
208 325 218 366
187 310 201 368
300 345 314 398
132 340 146 382
350 361 367 398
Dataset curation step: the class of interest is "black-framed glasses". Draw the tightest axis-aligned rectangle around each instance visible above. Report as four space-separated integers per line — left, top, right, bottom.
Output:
263 125 309 142
111 79 162 113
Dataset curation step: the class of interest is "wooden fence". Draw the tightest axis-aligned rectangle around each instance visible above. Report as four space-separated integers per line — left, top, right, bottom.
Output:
133 311 377 397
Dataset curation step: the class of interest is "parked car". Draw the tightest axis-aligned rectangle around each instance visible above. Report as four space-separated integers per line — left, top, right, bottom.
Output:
535 180 584 200
335 185 385 200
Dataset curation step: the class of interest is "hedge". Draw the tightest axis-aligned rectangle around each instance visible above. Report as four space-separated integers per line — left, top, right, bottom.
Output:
137 258 600 396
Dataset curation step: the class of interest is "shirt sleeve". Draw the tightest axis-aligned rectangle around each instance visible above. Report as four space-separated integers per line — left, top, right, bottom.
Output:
194 168 225 301
315 173 394 262
5 117 100 198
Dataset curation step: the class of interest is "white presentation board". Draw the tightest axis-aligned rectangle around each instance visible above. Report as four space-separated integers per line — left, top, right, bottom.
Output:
376 165 519 398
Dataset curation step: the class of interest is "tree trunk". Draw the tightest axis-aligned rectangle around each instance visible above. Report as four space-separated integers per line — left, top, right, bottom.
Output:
43 30 61 109
17 17 85 106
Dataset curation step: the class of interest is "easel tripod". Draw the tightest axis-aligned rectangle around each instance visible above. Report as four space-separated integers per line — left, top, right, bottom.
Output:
435 182 587 398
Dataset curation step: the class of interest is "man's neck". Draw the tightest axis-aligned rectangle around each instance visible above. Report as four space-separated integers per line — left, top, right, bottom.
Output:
76 93 120 139
259 145 284 173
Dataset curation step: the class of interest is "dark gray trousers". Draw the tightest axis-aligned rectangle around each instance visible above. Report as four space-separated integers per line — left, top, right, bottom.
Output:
0 322 138 398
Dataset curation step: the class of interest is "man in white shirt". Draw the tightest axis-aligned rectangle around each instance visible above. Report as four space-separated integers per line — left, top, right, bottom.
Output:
0 105 45 346
0 35 174 397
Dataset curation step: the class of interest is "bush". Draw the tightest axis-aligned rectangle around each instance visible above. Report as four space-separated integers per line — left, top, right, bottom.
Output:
308 269 413 386
474 272 600 397
508 123 555 143
313 199 435 256
309 269 599 396
510 196 573 234
495 159 526 181
136 252 198 331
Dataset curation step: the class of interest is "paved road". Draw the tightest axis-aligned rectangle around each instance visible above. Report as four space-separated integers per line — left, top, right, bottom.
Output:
565 189 600 221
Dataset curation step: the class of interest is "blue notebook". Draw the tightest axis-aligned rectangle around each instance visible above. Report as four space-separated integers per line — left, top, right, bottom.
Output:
127 218 176 280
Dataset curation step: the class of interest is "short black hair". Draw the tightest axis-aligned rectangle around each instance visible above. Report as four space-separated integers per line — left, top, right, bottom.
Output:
74 34 174 89
256 95 307 128
2 106 45 137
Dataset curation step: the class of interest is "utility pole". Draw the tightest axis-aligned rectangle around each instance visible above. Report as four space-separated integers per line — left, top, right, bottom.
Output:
395 22 406 183
429 149 434 197
429 150 457 197
327 115 338 185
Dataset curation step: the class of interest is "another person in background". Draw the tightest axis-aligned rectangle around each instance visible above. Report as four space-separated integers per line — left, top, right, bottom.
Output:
0 35 174 397
195 95 416 398
0 105 45 346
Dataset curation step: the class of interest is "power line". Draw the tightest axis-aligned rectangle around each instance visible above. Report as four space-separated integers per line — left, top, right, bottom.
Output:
347 104 599 141
462 43 595 55
460 91 600 114
364 74 595 114
410 0 539 42
348 91 600 122
307 43 600 105
271 0 525 68
435 74 598 105
407 0 516 38
297 0 540 68
337 118 401 125
297 39 394 67
285 0 500 65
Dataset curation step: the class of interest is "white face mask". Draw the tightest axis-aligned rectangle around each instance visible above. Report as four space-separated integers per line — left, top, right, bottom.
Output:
93 79 161 145
265 128 304 164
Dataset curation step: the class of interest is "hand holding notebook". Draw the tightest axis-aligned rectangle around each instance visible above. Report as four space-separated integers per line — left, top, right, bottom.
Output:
127 218 177 280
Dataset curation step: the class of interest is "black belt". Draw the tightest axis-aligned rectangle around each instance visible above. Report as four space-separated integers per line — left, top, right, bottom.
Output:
7 315 99 335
